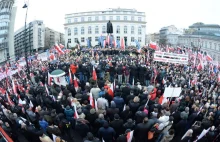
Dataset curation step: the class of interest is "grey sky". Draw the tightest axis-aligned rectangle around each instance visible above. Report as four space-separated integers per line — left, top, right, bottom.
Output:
15 0 220 34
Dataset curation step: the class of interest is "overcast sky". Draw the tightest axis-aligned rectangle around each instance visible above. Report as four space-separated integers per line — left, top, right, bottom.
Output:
14 0 220 34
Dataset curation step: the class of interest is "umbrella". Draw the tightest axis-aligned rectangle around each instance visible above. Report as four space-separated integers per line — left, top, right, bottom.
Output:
50 69 66 78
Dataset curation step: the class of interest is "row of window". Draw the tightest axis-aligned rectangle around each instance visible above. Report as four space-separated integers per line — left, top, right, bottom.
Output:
67 26 142 36
67 16 142 23
67 36 142 44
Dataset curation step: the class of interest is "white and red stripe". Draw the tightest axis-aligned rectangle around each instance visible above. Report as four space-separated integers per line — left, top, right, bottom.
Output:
121 37 125 50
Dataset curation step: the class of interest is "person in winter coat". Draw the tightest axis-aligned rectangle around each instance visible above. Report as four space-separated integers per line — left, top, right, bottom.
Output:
128 97 140 116
90 85 101 100
94 114 108 132
75 119 90 138
107 101 119 121
134 117 151 142
117 129 135 142
120 106 133 122
64 106 74 121
113 94 125 112
39 134 53 142
110 114 124 137
123 119 135 131
180 129 193 142
86 109 98 128
39 117 48 132
97 97 109 110
83 132 100 142
98 122 116 142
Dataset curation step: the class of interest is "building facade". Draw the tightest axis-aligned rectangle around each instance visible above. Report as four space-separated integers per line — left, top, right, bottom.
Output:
159 25 183 46
44 27 65 49
146 33 160 44
14 20 45 58
178 23 220 61
64 8 146 47
0 0 17 62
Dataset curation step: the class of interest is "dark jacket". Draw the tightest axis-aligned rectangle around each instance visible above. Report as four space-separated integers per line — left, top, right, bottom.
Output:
113 96 125 111
64 108 74 121
98 126 116 142
110 119 124 136
134 122 151 142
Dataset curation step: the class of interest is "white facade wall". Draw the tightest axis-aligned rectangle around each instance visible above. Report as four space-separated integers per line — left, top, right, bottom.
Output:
64 8 146 47
167 34 179 46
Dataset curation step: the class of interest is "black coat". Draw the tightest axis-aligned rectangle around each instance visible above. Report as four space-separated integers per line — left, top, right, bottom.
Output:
134 123 151 142
110 119 124 136
107 21 113 34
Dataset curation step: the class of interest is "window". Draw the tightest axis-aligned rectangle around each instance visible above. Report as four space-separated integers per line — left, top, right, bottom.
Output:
131 16 134 21
68 19 71 23
95 16 99 21
117 36 120 41
124 16 127 20
138 17 142 21
74 27 78 35
209 42 212 48
131 37 134 42
116 16 120 20
88 17 92 21
116 26 120 34
138 27 142 35
74 38 78 43
68 39 71 43
88 26 92 34
102 26 106 33
81 27 84 34
95 26 99 34
124 26 127 34
68 28 71 36
131 26 134 34
81 17 84 22
110 16 113 20
74 18 78 22
214 43 217 50
138 37 141 42
95 37 99 41
205 41 207 48
81 37 85 42
102 16 106 20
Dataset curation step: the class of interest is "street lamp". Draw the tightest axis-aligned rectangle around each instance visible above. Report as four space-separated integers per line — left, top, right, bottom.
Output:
23 2 30 79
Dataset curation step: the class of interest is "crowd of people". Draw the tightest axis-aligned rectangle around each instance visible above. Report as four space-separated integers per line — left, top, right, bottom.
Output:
0 46 220 142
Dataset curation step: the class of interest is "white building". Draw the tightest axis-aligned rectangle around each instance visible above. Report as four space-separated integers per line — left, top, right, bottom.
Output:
64 8 146 47
14 20 45 57
0 0 17 62
178 23 220 61
159 25 183 46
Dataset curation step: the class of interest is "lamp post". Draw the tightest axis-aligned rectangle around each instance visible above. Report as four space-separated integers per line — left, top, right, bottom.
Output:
23 2 30 79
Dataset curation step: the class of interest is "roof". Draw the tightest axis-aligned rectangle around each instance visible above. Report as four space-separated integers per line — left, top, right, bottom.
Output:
189 22 220 28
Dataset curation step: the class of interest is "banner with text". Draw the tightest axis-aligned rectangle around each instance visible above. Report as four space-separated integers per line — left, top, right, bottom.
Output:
154 51 188 65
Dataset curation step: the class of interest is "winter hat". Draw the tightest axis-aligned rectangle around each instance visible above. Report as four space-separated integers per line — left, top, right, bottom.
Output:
90 108 96 114
114 114 120 120
180 111 188 119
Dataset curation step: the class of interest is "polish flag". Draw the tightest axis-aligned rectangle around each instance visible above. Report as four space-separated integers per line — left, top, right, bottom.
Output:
218 74 220 82
49 53 55 60
59 44 64 49
103 40 106 48
89 93 95 108
45 84 49 96
12 80 17 95
6 92 14 106
149 41 157 50
121 37 125 50
107 35 110 45
92 66 97 81
198 52 203 59
108 82 114 98
113 38 117 48
158 94 168 105
197 60 204 71
162 78 166 84
74 75 79 91
69 69 72 84
72 103 79 119
206 54 213 62
54 44 64 54
126 130 134 142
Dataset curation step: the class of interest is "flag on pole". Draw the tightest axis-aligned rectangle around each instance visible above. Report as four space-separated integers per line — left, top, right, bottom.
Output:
95 99 98 111
92 66 97 81
59 44 64 49
72 103 79 119
12 80 17 95
73 75 79 91
89 93 95 108
206 54 213 62
149 41 157 50
48 72 52 86
45 84 49 96
54 43 64 54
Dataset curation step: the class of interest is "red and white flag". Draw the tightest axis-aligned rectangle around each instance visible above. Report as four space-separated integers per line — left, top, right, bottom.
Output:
72 103 79 119
54 44 64 54
218 74 220 82
121 37 125 50
113 38 117 48
48 72 52 86
206 54 213 62
49 53 56 60
12 80 17 95
59 44 64 49
89 93 95 108
158 94 168 105
108 83 114 98
107 35 110 45
126 130 134 142
197 60 204 71
198 52 203 59
92 66 97 81
74 75 79 91
69 69 72 84
149 41 157 50
162 78 166 84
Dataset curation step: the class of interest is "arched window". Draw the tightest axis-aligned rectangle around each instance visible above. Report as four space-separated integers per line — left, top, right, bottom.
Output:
74 27 78 35
124 26 127 34
116 26 120 34
68 28 71 36
88 26 92 34
95 26 99 34
102 26 106 33
131 26 134 34
138 27 142 35
81 27 84 35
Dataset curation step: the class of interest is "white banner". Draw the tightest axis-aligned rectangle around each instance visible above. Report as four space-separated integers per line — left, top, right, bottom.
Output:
154 51 188 65
164 87 182 97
